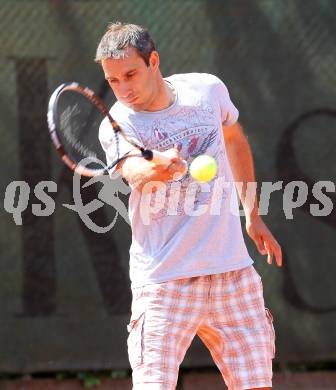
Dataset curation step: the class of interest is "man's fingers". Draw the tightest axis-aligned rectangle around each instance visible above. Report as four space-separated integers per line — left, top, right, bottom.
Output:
264 241 273 265
168 159 188 180
247 218 282 267
255 235 266 255
164 147 179 162
267 236 282 267
264 237 283 267
274 244 283 267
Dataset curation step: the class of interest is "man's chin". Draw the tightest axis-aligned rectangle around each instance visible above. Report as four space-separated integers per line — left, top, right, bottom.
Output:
120 97 139 109
125 101 144 111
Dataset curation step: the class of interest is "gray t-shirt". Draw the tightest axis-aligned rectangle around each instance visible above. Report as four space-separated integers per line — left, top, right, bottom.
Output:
99 73 253 287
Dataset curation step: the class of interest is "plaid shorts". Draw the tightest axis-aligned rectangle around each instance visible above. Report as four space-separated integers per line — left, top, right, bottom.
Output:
127 265 275 390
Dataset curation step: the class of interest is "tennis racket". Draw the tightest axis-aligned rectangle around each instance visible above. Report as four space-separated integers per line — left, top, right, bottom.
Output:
47 82 187 178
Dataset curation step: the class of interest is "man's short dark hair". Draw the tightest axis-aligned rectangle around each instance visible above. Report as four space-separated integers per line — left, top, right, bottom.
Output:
95 22 156 65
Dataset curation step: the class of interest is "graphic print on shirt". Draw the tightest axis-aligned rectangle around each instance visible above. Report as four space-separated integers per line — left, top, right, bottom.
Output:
132 99 229 220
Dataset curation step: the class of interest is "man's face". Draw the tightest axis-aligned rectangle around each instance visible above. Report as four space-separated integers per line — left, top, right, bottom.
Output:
102 47 158 111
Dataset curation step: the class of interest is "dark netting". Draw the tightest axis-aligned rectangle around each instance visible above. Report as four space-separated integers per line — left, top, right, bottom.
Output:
0 0 335 373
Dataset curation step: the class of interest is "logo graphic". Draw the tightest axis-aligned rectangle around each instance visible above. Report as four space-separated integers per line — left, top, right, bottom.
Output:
63 158 131 233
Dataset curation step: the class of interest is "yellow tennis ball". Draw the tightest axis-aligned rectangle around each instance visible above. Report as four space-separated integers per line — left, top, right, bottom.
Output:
189 155 217 183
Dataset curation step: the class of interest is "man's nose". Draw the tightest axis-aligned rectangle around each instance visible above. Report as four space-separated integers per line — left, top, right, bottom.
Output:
119 81 132 98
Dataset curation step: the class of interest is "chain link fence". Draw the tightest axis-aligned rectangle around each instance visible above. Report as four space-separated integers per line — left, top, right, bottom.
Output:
0 0 336 373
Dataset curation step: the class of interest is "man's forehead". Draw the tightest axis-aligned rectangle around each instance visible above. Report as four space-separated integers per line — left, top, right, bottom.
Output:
102 48 144 76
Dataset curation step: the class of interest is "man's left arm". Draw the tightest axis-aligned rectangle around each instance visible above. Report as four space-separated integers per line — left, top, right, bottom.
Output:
224 121 282 267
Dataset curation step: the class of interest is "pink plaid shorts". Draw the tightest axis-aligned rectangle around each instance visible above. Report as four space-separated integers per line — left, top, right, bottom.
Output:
127 265 275 390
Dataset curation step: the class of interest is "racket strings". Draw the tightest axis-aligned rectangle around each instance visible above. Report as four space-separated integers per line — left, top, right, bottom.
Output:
48 82 158 177
55 89 107 170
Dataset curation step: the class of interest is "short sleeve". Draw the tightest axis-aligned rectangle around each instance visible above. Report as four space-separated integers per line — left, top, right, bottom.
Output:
215 79 239 126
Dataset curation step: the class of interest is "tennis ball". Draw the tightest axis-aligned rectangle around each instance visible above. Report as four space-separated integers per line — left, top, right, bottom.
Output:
189 155 217 183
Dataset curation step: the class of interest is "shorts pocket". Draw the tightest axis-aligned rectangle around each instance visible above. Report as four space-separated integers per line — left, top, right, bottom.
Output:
265 308 276 359
127 311 145 368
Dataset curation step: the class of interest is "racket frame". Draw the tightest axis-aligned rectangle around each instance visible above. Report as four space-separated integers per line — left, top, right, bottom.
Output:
48 82 186 177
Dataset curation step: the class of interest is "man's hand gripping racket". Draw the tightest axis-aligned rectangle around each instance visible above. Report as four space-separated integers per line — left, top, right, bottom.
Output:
47 82 187 179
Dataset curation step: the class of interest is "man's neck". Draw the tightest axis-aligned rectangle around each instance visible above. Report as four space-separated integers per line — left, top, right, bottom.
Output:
144 77 176 112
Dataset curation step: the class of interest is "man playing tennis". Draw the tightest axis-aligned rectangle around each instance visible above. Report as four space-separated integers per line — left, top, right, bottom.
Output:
96 22 282 390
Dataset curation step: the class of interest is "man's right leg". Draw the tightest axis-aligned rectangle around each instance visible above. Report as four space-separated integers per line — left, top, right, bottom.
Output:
127 277 208 390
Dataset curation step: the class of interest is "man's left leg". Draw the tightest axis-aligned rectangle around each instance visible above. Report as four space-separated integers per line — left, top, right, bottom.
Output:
197 266 275 390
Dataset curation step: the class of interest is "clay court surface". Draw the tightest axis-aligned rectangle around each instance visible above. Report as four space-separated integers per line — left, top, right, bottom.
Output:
1 372 336 390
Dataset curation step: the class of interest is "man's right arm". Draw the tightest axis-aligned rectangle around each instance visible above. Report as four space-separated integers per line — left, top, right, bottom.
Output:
117 148 186 191
99 117 186 190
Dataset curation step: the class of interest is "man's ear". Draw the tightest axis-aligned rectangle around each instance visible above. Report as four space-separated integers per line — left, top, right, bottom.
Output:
149 51 160 70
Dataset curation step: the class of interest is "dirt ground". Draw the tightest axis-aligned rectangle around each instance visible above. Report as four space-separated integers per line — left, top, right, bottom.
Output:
1 372 336 390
